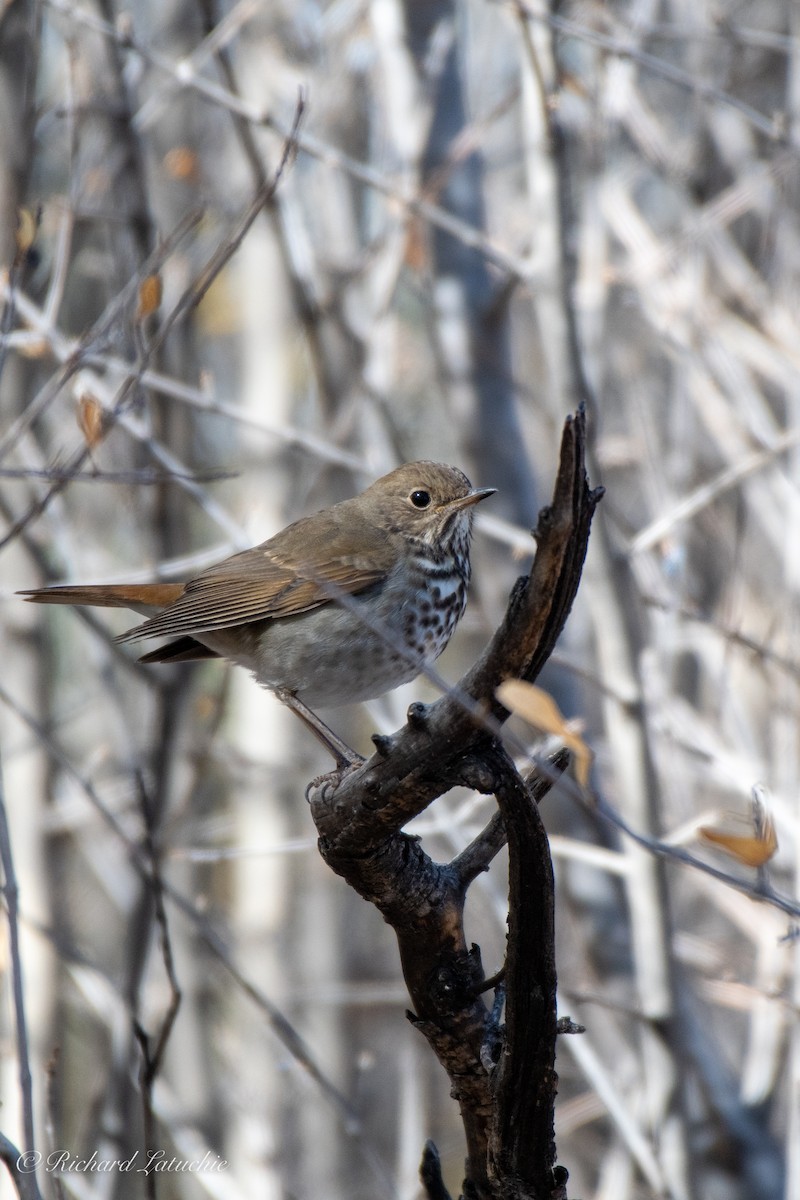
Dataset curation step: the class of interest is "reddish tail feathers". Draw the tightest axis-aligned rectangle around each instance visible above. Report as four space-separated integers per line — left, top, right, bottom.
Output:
19 583 184 611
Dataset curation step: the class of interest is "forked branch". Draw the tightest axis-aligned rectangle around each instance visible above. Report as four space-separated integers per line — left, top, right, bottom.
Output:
307 407 602 1200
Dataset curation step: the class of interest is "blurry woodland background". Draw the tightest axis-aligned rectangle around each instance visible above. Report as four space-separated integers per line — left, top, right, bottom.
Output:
1 0 800 1198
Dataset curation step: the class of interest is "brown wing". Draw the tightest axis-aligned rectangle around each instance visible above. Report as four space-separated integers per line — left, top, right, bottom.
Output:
117 518 391 644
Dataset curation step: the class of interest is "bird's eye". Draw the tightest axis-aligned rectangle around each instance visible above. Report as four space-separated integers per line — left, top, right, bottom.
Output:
410 489 432 509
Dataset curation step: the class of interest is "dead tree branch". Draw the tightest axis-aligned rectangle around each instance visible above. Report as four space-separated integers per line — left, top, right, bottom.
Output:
307 407 602 1199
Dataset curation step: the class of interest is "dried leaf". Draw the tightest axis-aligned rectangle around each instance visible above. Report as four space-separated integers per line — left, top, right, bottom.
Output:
496 679 593 788
137 274 162 321
163 146 200 183
699 817 778 868
16 207 37 255
404 219 429 272
77 393 105 449
17 337 50 359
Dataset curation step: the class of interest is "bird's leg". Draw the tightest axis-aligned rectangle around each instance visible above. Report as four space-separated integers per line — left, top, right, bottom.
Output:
276 689 363 771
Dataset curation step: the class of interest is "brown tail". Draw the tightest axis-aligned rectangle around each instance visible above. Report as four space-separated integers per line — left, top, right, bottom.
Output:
18 583 185 613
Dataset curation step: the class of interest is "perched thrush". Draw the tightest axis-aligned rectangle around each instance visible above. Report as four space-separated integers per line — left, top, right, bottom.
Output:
21 463 495 714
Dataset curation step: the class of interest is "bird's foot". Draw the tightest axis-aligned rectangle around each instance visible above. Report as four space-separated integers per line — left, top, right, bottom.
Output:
304 758 363 804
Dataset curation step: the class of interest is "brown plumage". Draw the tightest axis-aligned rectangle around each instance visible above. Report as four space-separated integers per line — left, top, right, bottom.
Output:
20 462 495 707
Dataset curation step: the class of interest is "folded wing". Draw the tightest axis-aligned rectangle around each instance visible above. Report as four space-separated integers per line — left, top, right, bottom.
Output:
117 540 389 644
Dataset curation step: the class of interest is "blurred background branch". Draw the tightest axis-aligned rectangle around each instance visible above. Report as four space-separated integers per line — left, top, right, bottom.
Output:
1 0 799 1198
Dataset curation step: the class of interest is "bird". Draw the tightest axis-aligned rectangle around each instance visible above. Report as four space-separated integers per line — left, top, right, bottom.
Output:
20 462 495 750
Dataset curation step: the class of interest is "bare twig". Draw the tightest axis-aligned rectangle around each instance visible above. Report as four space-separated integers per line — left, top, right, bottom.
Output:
0 757 41 1200
0 207 203 464
597 796 800 921
0 466 235 484
0 94 303 552
0 682 370 1140
510 0 798 146
0 1132 45 1200
133 776 183 1200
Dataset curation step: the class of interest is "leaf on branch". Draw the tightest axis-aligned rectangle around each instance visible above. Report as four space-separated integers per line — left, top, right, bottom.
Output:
404 219 429 272
163 146 200 183
496 679 593 789
77 392 106 450
16 207 38 255
17 336 50 360
699 815 778 868
136 273 163 321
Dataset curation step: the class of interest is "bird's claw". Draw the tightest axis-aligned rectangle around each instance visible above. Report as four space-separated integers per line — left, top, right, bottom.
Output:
305 758 363 804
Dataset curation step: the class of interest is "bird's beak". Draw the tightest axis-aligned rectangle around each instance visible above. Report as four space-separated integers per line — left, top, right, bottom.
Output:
446 487 497 511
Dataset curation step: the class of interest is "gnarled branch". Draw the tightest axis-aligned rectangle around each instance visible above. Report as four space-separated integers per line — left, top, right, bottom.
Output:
307 407 601 1200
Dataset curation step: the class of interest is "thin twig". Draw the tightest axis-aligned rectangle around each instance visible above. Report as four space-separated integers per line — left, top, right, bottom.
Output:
0 1132 45 1200
597 795 800 920
151 89 305 351
509 0 797 146
0 756 40 1195
629 427 800 554
133 776 182 1200
41 37 78 330
0 92 304 552
41 0 540 285
0 466 235 484
0 682 368 1138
